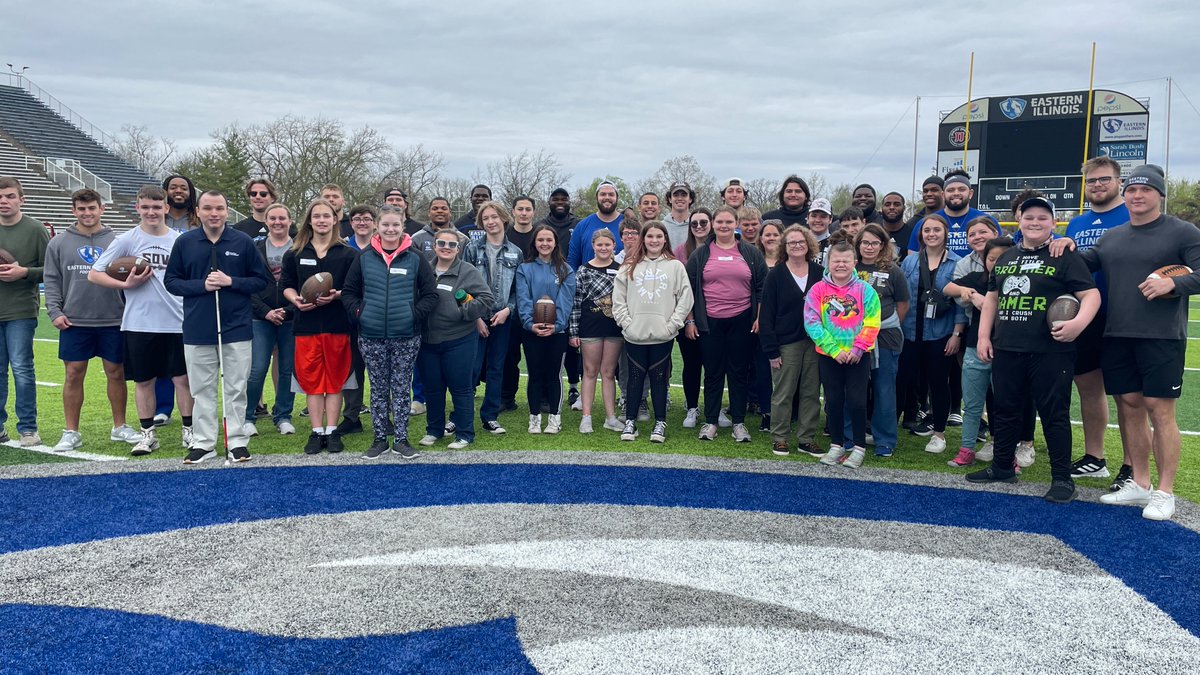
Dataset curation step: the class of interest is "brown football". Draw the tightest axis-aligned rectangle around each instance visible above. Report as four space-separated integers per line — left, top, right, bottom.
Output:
1146 264 1192 300
534 296 556 326
105 256 149 282
300 272 333 303
0 248 16 265
1046 294 1080 329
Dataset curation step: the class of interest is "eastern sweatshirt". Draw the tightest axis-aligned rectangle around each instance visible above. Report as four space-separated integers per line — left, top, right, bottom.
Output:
611 256 694 345
163 226 272 345
44 224 124 327
803 273 881 358
0 214 49 321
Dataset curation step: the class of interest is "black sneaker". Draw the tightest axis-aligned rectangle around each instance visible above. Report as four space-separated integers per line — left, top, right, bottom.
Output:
364 437 389 459
183 448 216 464
335 417 364 435
230 447 251 463
759 414 771 432
796 442 824 458
299 406 309 417
772 441 789 456
1070 454 1110 478
909 420 935 437
1044 479 1077 504
946 412 963 427
965 466 1018 484
481 420 506 434
394 441 419 459
254 404 269 419
747 401 761 416
304 432 324 455
500 400 518 412
977 419 989 443
1109 464 1133 492
567 388 580 408
0 428 9 443
326 432 344 454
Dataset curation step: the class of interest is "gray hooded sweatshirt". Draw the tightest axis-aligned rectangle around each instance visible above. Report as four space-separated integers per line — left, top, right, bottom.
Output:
44 224 125 327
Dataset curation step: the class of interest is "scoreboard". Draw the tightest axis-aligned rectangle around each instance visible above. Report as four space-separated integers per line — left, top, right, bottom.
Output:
937 89 1149 212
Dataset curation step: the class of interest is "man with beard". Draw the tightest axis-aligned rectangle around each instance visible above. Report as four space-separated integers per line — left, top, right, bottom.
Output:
567 182 624 269
904 176 945 241
851 184 885 225
906 171 995 257
455 184 492 240
721 178 747 210
320 184 352 239
638 193 661 223
880 192 912 261
162 174 199 233
762 175 811 227
233 178 284 239
383 188 424 235
539 188 578 258
661 182 694 250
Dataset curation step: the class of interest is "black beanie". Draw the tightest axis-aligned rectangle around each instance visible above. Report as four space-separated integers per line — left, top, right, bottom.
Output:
1124 164 1166 197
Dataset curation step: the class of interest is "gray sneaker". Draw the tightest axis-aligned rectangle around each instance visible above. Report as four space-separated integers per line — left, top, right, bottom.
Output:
181 426 195 448
19 431 41 447
131 428 159 457
698 423 717 441
110 425 140 444
731 423 752 443
843 446 866 469
53 430 82 452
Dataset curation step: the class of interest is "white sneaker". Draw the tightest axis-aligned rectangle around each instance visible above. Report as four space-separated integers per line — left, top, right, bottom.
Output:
418 434 439 447
924 436 947 454
718 409 732 428
819 446 848 466
131 428 159 456
545 414 562 434
683 408 699 428
1015 441 1036 468
843 446 866 469
181 426 194 448
975 440 994 462
698 423 717 441
579 415 593 434
571 397 584 412
1142 491 1176 521
53 430 82 452
410 401 427 415
650 420 667 443
603 416 623 432
447 438 470 450
153 413 169 427
242 422 259 438
731 423 752 443
110 425 139 444
1101 480 1153 506
19 431 41 447
277 420 296 435
528 414 542 434
864 434 876 446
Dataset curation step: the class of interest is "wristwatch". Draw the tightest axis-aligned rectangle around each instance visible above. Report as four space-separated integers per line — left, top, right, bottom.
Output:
951 331 962 338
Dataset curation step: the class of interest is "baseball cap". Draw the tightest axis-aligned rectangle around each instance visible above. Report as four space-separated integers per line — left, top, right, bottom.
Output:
669 181 692 195
550 187 570 198
1019 196 1056 218
810 198 833 215
722 177 744 193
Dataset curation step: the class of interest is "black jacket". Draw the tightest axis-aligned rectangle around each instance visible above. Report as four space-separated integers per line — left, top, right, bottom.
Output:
684 240 769 333
279 242 358 336
758 260 825 358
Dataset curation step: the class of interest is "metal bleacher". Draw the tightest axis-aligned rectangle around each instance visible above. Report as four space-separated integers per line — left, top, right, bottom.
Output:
0 135 138 231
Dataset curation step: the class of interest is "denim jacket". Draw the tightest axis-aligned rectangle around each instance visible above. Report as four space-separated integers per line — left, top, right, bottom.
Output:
901 249 966 342
462 236 522 318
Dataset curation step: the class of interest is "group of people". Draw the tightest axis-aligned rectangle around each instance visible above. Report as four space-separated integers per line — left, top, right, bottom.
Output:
0 156 1193 521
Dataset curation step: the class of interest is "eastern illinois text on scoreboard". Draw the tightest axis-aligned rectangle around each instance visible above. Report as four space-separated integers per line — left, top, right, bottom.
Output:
937 89 1149 212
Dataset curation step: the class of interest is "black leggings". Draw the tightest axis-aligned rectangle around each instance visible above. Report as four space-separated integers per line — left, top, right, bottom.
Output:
677 333 702 409
898 337 952 432
819 355 872 448
624 341 673 422
700 309 754 425
523 330 568 415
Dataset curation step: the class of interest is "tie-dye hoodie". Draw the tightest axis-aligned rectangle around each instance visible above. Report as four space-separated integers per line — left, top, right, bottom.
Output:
803 272 881 358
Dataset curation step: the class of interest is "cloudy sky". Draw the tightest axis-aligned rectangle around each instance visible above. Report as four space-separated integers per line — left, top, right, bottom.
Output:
3 0 1199 199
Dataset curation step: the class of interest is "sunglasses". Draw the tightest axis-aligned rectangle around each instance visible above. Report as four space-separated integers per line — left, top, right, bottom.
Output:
435 239 460 249
248 190 272 198
690 219 710 228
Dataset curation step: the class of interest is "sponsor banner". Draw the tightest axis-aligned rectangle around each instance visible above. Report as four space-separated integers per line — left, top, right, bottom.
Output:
1100 142 1148 175
941 99 989 124
1098 115 1149 142
990 91 1087 121
938 150 979 180
1093 90 1149 115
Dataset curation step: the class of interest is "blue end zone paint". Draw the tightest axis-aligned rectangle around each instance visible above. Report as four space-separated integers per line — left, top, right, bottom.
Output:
0 604 535 674
1 462 1198 664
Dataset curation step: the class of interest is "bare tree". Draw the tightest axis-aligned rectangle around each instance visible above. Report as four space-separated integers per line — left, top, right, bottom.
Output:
112 124 177 180
482 149 570 206
634 155 717 208
743 178 781 211
373 143 445 205
424 177 475 221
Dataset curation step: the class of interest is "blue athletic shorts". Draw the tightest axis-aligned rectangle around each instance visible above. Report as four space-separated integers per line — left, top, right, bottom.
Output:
58 325 124 363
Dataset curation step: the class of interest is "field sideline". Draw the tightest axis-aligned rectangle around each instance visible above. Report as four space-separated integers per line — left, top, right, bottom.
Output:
3 303 1197 505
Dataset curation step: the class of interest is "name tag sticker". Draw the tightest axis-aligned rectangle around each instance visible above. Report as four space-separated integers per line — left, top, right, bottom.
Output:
606 268 618 275
437 283 453 291
391 267 407 275
300 259 317 266
718 256 734 261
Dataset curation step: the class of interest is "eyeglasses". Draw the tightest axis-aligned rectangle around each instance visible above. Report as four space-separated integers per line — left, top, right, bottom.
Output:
350 217 375 224
785 241 807 249
434 240 460 249
621 231 639 237
248 191 271 198
1085 176 1116 186
859 240 882 247
690 219 710 228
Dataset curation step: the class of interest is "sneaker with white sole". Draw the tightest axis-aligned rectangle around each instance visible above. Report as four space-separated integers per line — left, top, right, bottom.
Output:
19 431 41 447
242 421 259 438
482 420 506 435
53 430 83 452
528 414 542 434
131 428 159 456
1142 491 1176 521
924 435 947 454
1100 480 1153 507
277 420 296 435
545 414 561 434
683 408 699 428
230 447 251 463
570 396 584 412
183 448 216 464
1015 441 1035 468
417 435 439 447
579 415 593 434
603 416 623 432
181 426 194 448
731 423 752 443
410 401 426 415
447 438 470 450
843 446 866 468
819 446 848 466
153 413 169 427
718 409 732 428
1109 464 1133 492
948 448 976 467
650 421 667 443
946 412 963 427
1069 455 1109 478
698 423 717 441
975 440 994 462
110 425 140 444
620 420 638 441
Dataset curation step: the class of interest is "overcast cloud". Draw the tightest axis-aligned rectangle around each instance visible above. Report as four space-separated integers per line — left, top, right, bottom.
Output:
3 0 1199 199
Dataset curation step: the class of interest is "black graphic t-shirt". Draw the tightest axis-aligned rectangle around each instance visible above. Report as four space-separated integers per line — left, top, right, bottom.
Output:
987 243 1094 353
957 270 989 349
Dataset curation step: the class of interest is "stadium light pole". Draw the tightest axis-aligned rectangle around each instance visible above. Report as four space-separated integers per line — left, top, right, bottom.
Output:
6 64 30 80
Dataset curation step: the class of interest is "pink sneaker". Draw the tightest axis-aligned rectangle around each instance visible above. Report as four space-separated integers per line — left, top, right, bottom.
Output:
948 448 976 467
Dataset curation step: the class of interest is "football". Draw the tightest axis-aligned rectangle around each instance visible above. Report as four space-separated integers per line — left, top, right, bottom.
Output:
534 296 556 326
0 248 16 265
300 272 333 303
1046 294 1080 329
105 256 149 282
1147 264 1192 300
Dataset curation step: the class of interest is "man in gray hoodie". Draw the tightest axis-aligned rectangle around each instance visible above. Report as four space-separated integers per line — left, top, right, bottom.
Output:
44 189 139 452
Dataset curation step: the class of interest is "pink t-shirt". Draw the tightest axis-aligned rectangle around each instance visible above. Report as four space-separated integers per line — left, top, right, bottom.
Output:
702 245 751 319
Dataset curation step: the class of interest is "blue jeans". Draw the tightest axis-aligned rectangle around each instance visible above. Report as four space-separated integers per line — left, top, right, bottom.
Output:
961 347 992 451
411 362 425 404
417 333 477 442
0 318 38 434
842 347 900 450
245 320 296 424
473 321 511 423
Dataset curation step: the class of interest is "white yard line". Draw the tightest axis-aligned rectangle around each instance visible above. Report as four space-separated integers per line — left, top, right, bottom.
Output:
3 440 125 462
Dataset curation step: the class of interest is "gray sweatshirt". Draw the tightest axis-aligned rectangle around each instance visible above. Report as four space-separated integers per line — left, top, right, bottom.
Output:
424 258 494 345
44 224 125 327
1079 214 1200 340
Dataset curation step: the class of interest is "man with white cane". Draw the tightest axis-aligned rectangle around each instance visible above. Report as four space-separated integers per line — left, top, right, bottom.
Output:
166 191 272 464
